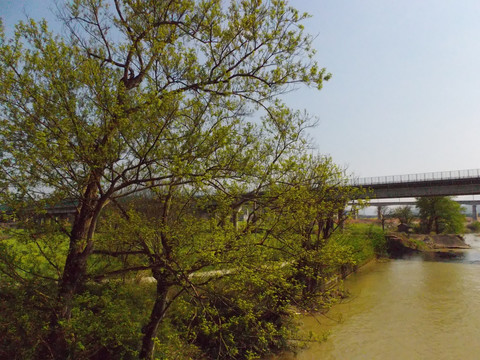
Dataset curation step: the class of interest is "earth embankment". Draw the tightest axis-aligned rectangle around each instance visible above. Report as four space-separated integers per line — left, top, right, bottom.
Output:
386 233 469 257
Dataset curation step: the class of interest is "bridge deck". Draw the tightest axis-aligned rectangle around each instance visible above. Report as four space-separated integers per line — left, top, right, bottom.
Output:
351 169 480 186
351 169 480 199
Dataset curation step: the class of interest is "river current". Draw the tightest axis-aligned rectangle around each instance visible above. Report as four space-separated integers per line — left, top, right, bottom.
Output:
275 234 480 360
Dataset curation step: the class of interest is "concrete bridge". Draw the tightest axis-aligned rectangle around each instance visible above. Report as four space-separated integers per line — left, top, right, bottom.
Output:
5 169 480 223
351 169 480 198
350 169 480 220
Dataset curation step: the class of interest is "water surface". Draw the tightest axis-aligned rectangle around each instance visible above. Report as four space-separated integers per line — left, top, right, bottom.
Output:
276 234 480 360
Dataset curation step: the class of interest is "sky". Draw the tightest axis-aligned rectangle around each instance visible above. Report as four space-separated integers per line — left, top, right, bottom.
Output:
289 0 480 178
2 0 480 178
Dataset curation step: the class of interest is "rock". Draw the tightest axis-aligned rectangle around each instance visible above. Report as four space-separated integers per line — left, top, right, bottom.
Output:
429 234 470 249
385 233 470 259
385 235 420 258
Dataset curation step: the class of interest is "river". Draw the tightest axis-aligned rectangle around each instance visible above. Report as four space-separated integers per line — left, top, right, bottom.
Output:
275 234 480 360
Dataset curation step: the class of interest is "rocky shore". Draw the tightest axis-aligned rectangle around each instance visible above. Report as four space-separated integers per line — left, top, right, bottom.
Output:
386 233 470 258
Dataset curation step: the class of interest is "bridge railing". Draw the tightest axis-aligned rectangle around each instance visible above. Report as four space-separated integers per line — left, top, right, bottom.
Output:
349 169 480 186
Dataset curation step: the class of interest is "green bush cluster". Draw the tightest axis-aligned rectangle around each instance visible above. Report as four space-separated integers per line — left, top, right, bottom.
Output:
174 277 296 359
0 281 53 359
0 223 385 359
332 223 387 262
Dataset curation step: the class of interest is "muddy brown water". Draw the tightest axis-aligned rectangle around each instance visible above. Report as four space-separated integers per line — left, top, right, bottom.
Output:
272 234 480 360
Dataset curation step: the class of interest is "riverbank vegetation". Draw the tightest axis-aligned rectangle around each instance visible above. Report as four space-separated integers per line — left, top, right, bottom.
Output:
373 197 470 257
0 221 385 359
386 197 466 235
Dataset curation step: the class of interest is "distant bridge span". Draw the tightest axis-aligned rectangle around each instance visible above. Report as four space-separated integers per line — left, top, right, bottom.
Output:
367 200 480 207
350 169 480 220
351 169 480 199
7 170 480 222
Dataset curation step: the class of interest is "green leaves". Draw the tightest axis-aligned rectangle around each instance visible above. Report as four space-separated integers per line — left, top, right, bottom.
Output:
1 0 329 207
417 196 465 234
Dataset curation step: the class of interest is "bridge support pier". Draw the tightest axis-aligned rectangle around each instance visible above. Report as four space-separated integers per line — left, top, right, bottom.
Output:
473 204 478 221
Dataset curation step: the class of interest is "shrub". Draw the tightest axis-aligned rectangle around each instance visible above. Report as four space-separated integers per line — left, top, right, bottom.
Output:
333 223 387 261
171 270 298 360
0 281 53 360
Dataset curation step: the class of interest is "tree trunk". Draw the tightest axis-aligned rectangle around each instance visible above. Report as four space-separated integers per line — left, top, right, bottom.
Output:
435 217 440 234
37 184 99 359
139 277 170 360
426 217 434 233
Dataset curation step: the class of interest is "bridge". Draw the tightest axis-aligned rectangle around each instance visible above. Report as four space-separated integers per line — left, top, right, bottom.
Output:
351 169 480 198
4 169 480 223
350 169 480 220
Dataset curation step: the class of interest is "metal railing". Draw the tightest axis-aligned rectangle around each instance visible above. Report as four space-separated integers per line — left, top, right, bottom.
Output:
349 169 480 186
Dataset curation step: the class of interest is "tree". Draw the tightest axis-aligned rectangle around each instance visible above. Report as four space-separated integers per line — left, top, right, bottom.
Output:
0 1 331 358
376 206 390 231
248 154 363 298
416 197 465 234
391 205 415 226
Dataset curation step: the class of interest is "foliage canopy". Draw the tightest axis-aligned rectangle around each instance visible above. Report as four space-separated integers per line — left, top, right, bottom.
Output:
391 205 415 226
416 196 465 234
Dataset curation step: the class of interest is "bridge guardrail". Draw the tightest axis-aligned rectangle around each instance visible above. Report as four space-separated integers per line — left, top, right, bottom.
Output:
349 169 480 186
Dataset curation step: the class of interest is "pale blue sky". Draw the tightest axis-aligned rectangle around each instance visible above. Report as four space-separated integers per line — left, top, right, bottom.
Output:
290 0 480 177
2 0 480 178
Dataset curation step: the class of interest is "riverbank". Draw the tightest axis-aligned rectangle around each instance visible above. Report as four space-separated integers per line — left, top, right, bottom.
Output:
386 233 470 257
272 234 480 359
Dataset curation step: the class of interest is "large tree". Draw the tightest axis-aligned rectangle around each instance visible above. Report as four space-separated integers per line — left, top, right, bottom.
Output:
87 151 357 359
416 196 465 234
0 0 331 358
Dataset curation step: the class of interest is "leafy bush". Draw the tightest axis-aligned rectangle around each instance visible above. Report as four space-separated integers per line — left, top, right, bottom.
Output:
333 223 387 262
0 281 53 360
65 283 153 359
0 221 387 360
0 228 68 280
171 269 298 360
